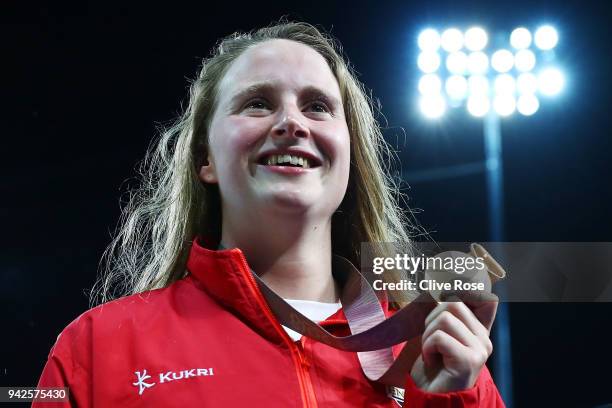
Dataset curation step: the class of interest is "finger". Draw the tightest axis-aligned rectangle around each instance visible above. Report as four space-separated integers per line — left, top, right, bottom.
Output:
447 291 499 332
422 309 480 350
424 300 493 355
440 299 491 339
421 329 468 367
424 301 451 328
446 300 494 355
424 298 487 333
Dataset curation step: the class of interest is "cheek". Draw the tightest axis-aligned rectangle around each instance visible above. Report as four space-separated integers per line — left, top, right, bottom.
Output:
216 117 262 151
210 117 264 173
332 131 352 208
318 122 351 166
335 128 352 183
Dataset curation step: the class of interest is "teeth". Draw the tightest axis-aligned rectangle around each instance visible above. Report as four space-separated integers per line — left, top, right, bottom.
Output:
263 154 312 168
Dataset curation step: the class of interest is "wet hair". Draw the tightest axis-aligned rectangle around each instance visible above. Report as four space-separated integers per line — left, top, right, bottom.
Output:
92 19 417 306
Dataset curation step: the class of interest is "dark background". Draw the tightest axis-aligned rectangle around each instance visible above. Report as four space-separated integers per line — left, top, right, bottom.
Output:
2 1 611 407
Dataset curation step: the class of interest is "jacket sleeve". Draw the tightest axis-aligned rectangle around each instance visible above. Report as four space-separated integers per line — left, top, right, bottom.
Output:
383 305 504 407
402 365 505 408
33 342 72 408
33 316 91 408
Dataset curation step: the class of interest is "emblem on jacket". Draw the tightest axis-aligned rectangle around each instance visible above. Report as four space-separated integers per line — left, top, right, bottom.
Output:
132 367 215 395
386 386 404 406
133 370 155 395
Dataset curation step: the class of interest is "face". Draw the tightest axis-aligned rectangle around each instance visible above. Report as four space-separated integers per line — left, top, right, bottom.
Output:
200 39 351 221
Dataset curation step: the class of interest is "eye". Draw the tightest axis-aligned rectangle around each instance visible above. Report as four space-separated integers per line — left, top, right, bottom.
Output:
243 99 270 111
306 100 331 114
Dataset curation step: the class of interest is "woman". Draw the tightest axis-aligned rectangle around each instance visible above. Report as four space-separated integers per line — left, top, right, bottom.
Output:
35 20 504 407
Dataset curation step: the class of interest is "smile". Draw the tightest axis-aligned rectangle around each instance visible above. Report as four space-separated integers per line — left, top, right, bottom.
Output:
265 154 311 168
256 162 316 175
257 150 324 170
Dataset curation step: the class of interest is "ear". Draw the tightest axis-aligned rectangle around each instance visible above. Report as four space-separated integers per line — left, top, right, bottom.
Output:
198 154 218 184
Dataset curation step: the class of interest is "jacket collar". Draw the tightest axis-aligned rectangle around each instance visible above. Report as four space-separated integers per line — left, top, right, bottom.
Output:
186 236 388 344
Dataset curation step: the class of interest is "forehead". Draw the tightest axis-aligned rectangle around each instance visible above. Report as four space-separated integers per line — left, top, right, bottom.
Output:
217 39 341 101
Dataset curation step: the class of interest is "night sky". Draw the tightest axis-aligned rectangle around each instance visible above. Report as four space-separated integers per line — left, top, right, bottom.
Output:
2 1 612 407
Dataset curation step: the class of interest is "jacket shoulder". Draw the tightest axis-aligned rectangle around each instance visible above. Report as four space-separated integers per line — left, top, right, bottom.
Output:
51 278 197 354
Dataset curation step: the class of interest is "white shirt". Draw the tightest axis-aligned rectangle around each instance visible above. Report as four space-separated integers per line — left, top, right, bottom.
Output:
281 299 342 342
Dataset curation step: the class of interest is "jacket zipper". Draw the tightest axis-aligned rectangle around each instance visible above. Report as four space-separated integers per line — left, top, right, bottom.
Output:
296 338 318 405
235 251 318 408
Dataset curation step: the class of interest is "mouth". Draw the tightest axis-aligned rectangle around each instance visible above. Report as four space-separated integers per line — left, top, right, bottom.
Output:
256 152 323 169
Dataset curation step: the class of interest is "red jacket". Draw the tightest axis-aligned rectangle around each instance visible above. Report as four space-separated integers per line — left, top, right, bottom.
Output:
35 238 505 407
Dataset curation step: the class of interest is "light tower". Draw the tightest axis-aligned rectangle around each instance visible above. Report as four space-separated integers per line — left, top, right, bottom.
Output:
413 24 565 408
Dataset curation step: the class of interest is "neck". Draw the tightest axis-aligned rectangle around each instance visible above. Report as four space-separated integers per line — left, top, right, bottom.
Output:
220 210 339 303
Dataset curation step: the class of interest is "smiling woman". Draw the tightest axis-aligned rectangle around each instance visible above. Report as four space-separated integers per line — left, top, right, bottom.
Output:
34 19 504 407
198 38 351 299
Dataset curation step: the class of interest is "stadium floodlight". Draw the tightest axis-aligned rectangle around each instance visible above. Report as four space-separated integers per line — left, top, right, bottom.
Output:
510 27 532 49
418 74 443 95
534 25 559 50
514 49 536 72
446 51 468 74
464 27 488 51
413 26 566 407
467 51 489 74
493 94 517 116
418 29 441 51
517 94 540 116
416 24 564 120
441 28 464 52
468 75 490 95
446 75 469 99
467 94 490 117
491 49 514 73
538 67 565 96
417 51 441 73
494 74 516 95
419 94 446 118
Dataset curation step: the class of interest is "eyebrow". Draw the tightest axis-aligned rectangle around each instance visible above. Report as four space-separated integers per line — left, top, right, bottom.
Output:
228 81 342 110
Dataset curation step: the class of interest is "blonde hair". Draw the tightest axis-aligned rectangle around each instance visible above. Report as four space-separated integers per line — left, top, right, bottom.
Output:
92 19 417 306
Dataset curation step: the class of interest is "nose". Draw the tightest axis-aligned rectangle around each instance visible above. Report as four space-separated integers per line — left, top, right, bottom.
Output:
271 109 309 139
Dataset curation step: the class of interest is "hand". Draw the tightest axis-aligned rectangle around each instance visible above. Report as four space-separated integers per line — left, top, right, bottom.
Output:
410 292 498 393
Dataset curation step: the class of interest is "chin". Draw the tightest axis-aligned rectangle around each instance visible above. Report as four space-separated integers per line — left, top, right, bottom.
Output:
269 195 342 223
256 188 321 214
267 192 313 213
